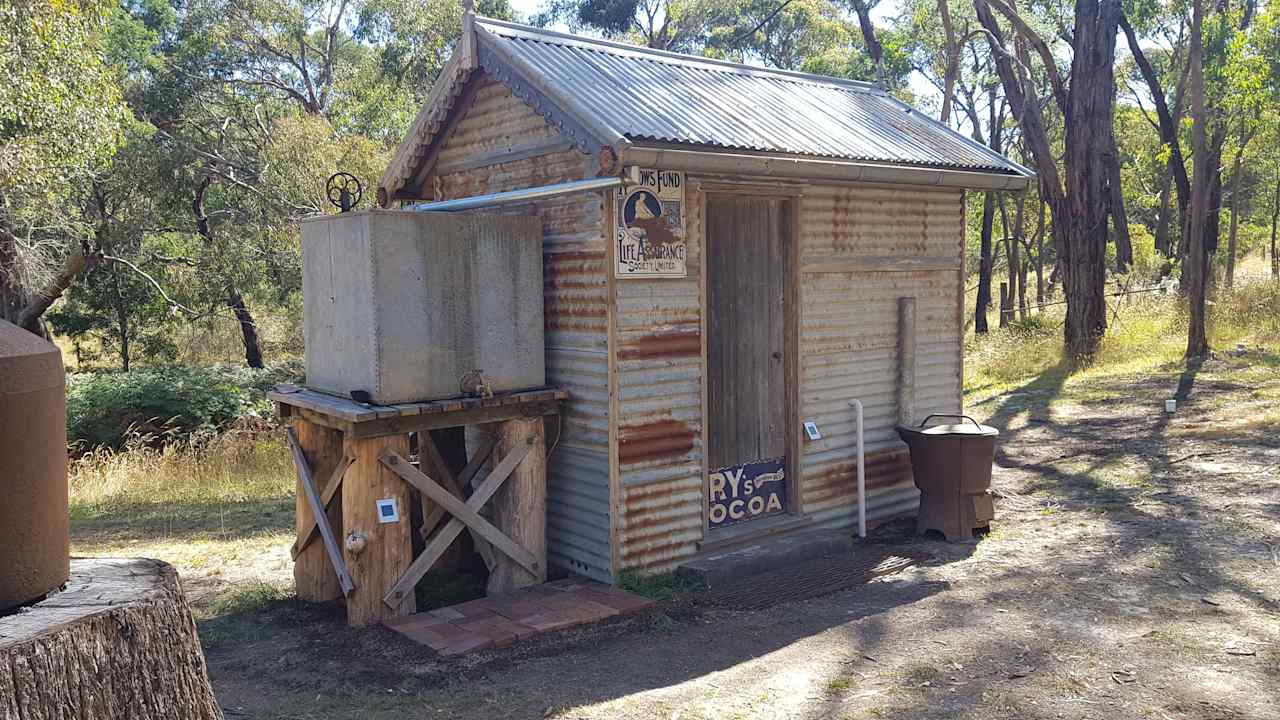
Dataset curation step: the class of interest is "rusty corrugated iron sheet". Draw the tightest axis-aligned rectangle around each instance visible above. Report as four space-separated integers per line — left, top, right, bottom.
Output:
619 475 704 574
474 17 1030 176
434 77 613 582
615 189 705 573
799 186 964 528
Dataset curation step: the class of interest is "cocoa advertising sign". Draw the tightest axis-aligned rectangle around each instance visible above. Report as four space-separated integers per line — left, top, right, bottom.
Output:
708 458 787 529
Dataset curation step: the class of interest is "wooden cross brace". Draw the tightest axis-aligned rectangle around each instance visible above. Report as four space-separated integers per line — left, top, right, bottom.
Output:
378 438 538 609
418 433 497 570
286 427 355 596
290 451 353 561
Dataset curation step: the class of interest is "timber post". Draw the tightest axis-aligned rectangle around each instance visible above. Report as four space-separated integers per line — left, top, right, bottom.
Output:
487 416 548 594
343 432 415 626
292 419 346 602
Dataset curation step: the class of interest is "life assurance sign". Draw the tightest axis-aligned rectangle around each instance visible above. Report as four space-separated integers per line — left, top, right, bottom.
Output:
615 169 687 278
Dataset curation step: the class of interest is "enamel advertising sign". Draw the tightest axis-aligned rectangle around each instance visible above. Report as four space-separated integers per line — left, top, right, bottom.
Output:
708 458 788 529
615 169 687 278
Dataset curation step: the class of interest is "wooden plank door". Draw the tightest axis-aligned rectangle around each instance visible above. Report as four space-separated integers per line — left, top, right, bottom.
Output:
705 195 790 527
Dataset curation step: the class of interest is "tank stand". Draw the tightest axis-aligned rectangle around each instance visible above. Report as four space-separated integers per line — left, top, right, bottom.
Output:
270 385 565 626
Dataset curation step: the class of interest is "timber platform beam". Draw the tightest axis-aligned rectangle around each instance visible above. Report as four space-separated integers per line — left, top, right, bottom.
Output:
270 385 565 626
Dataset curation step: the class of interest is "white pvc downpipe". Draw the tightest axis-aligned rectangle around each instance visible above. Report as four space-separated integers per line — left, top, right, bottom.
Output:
848 399 866 538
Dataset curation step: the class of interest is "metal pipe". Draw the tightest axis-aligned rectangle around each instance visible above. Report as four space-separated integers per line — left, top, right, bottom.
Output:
625 146 1033 191
848 399 866 538
406 175 625 212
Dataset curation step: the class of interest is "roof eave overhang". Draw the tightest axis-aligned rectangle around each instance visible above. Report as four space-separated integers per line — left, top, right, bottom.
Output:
623 145 1034 192
472 23 631 161
377 15 479 205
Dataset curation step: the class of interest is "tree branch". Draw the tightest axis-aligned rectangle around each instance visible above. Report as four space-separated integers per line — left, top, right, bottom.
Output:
983 0 1068 112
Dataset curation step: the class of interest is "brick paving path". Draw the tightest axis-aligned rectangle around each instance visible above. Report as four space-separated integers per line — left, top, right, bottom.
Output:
384 578 656 656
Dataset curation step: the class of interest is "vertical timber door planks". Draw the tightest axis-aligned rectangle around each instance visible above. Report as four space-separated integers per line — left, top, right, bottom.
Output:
705 195 788 481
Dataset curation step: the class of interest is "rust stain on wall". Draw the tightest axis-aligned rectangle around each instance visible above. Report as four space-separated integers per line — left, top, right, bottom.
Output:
616 327 701 360
618 419 696 464
805 448 912 504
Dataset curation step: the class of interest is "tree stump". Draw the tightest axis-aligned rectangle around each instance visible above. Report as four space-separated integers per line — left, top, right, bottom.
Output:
0 558 222 719
486 417 547 595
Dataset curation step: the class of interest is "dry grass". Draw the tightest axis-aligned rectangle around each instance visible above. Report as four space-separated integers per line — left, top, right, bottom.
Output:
966 278 1280 405
68 430 296 614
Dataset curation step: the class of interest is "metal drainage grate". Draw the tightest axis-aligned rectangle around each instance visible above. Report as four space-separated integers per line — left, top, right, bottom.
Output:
708 550 926 611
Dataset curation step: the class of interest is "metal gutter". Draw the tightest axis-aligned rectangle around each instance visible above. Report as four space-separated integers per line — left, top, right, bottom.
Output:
405 175 627 212
625 146 1034 191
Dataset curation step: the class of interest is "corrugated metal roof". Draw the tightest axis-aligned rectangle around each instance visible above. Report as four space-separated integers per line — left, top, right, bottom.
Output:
475 18 1030 176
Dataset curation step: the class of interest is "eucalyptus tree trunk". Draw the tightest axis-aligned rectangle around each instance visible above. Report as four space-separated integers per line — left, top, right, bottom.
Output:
976 191 996 334
1184 0 1211 358
975 0 1124 361
1013 193 1027 318
1034 197 1046 305
193 176 265 369
938 0 961 124
1270 172 1279 280
850 0 888 88
1225 117 1255 290
974 93 1005 335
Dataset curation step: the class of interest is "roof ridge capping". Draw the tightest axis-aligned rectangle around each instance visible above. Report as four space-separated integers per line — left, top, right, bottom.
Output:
474 15 883 94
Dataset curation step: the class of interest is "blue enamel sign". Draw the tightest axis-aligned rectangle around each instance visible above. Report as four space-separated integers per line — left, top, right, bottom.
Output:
708 457 787 529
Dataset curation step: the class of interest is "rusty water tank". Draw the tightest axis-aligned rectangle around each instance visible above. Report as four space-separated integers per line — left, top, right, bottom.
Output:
0 320 69 611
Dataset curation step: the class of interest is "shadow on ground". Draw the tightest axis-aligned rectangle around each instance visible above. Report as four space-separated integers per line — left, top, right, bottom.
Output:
201 356 1280 720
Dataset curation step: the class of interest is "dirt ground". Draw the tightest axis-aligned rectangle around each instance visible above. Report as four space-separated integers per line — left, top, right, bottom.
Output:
202 353 1280 720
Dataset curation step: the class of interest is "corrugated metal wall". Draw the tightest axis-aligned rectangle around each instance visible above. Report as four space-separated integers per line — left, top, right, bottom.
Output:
614 181 963 574
615 187 705 575
798 184 964 528
429 73 613 582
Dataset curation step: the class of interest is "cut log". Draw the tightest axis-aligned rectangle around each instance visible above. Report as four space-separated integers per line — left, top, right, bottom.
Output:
0 558 222 720
293 419 347 602
487 417 547 594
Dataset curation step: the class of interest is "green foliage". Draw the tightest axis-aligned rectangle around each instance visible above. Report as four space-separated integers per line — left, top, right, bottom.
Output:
65 363 302 450
0 0 127 302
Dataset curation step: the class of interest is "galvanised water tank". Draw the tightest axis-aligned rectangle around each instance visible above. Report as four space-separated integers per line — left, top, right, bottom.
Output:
0 320 69 611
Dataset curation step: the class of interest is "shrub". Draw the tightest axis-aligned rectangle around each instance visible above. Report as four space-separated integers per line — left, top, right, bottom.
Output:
66 362 303 450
